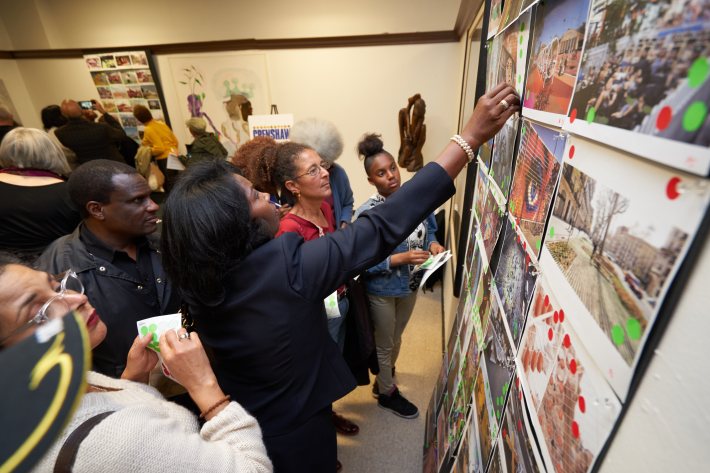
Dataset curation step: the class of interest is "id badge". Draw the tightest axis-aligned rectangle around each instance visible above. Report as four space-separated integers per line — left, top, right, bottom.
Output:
324 291 341 319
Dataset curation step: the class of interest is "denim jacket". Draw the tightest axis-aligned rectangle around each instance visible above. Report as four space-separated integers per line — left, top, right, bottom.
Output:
354 194 438 297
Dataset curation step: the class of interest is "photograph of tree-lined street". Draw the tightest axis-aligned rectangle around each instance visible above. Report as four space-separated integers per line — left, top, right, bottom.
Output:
545 164 687 364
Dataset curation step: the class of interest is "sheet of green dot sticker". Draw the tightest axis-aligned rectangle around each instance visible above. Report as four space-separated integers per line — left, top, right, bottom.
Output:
136 313 182 353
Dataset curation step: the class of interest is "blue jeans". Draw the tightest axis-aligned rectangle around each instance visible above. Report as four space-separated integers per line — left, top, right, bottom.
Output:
327 296 348 352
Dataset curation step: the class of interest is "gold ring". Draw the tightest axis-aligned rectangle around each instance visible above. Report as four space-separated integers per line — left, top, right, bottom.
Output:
500 99 510 110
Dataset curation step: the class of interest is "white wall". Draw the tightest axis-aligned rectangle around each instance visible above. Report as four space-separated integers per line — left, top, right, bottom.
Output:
156 43 463 205
0 59 41 128
1 0 459 50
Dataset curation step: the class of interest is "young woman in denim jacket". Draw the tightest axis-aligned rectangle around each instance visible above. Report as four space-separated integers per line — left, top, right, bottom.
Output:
354 133 445 419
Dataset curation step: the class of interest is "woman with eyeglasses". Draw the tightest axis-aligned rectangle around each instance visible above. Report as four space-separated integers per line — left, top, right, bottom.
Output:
160 83 520 473
0 255 272 472
269 143 359 465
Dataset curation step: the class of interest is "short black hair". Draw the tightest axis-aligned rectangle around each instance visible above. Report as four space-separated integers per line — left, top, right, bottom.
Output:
161 160 262 307
68 159 139 218
40 105 67 130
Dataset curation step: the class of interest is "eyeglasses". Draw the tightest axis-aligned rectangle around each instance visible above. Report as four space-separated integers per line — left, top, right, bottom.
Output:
293 163 329 180
0 270 84 346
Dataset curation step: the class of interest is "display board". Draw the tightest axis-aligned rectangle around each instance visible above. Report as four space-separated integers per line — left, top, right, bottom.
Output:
83 50 169 142
426 0 710 471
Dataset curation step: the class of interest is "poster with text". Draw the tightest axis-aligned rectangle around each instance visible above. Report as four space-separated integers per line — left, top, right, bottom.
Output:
541 134 710 398
565 0 710 176
509 119 566 258
523 0 592 126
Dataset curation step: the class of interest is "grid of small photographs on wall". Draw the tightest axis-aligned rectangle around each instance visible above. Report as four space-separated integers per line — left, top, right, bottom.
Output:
84 51 167 142
425 0 710 471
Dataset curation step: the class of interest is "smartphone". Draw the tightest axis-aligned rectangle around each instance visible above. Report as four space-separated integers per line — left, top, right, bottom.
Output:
78 100 94 110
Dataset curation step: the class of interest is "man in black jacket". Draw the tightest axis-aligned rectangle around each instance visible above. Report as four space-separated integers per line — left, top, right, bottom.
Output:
36 159 180 377
54 100 126 165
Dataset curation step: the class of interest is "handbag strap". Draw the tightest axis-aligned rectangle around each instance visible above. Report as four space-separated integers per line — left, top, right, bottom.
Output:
53 411 115 473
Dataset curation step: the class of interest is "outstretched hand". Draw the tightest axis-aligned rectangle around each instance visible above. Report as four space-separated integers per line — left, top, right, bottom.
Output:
159 329 219 395
461 82 521 149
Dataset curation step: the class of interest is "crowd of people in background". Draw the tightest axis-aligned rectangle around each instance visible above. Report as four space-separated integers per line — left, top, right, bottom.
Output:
0 83 518 472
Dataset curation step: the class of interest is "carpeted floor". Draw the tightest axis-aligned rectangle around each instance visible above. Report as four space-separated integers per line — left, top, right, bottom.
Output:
334 285 444 473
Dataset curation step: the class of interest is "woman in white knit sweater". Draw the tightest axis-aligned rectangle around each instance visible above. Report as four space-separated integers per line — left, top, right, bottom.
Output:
0 257 272 472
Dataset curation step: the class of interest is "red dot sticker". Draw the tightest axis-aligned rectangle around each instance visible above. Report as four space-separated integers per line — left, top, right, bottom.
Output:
571 421 580 438
502 427 508 439
559 309 565 322
523 241 527 250
666 177 681 200
553 311 559 323
656 106 672 131
569 358 577 374
569 145 575 159
563 334 571 348
578 396 586 413
544 295 550 307
548 328 554 340
517 419 523 431
570 108 577 123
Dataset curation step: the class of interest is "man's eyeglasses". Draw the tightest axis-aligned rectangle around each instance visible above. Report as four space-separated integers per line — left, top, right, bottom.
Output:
293 162 330 180
0 270 84 346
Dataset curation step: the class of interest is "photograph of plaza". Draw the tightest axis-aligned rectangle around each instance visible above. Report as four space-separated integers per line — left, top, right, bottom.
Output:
545 163 689 364
524 0 591 114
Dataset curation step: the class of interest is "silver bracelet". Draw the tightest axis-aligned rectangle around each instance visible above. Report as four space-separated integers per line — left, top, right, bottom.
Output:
450 134 475 163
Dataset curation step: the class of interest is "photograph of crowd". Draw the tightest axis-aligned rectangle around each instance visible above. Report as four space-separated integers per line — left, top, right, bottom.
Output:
569 0 709 147
545 162 690 365
480 186 505 261
500 375 543 473
524 0 591 115
536 326 621 473
494 224 538 347
508 119 565 257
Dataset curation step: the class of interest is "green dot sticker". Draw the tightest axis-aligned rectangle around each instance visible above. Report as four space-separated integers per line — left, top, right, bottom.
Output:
519 34 523 45
490 169 495 178
520 49 523 59
682 101 707 132
549 226 555 238
520 22 525 32
586 106 596 123
688 57 709 88
626 318 642 341
139 323 160 351
610 324 625 346
536 239 542 250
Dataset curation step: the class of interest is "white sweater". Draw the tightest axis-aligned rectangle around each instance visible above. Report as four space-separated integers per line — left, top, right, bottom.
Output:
32 372 273 472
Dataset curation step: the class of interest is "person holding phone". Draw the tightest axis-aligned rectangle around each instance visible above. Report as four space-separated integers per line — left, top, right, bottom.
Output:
54 99 126 165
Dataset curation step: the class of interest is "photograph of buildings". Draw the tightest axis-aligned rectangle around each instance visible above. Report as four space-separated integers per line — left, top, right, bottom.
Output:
489 117 519 199
509 119 565 256
501 375 542 473
488 0 504 39
569 0 709 147
495 9 532 95
482 298 516 427
536 326 621 473
472 268 494 351
524 0 591 115
499 0 524 34
545 162 690 364
494 224 538 347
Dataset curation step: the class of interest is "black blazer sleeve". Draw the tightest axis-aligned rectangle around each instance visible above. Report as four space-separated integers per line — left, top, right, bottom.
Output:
286 162 455 301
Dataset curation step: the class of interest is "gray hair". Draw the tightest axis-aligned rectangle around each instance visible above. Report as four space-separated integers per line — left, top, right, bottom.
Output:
289 118 343 164
0 127 71 176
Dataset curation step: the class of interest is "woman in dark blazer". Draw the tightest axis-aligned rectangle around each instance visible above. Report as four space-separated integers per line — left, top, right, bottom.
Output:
160 83 519 472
